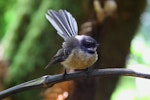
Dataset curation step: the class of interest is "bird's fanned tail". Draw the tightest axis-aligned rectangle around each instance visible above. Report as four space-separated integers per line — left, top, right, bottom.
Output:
46 10 78 40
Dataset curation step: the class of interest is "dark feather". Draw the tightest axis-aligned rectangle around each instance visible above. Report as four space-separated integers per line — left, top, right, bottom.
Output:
45 48 71 69
45 37 79 69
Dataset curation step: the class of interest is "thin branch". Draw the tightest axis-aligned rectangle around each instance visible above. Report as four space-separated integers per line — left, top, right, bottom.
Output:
0 68 150 99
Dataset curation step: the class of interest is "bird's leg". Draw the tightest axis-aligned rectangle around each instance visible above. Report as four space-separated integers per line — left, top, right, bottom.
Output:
84 67 90 72
63 68 67 77
84 67 93 76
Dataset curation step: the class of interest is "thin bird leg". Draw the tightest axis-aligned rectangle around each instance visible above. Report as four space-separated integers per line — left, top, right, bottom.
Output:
84 67 93 75
63 68 67 77
84 67 90 72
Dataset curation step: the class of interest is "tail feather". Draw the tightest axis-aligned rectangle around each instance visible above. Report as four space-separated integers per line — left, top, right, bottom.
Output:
63 10 78 36
49 10 71 37
46 10 78 40
44 62 53 69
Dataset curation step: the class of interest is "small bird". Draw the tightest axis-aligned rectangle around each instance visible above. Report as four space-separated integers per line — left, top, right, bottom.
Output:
45 10 99 74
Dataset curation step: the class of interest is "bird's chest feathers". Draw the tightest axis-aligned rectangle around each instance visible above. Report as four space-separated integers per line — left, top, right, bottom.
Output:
61 48 98 69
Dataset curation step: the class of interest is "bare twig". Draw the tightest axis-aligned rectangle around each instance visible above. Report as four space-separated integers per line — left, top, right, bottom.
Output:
0 68 150 99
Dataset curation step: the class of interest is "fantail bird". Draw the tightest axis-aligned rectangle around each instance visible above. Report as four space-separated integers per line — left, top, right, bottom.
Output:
45 9 99 74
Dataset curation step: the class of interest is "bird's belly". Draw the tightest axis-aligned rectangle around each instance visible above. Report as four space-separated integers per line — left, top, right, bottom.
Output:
61 49 98 69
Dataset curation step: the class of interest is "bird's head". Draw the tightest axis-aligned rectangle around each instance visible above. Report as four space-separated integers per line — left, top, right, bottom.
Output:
75 35 99 54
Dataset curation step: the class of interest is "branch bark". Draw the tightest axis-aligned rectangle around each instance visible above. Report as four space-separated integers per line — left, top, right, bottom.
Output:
0 68 150 99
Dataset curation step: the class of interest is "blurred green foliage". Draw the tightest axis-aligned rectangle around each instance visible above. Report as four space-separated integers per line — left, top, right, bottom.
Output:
0 0 15 38
0 0 86 100
1 0 59 99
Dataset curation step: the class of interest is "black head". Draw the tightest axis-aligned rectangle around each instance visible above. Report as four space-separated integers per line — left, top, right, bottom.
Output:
76 35 99 54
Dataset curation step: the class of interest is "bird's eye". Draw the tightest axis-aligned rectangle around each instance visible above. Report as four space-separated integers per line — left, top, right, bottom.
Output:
82 41 96 48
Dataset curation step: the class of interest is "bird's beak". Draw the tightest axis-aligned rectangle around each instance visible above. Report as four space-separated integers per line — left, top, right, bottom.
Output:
87 48 96 54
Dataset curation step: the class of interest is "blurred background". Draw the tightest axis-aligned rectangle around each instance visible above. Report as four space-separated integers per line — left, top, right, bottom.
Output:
0 0 150 100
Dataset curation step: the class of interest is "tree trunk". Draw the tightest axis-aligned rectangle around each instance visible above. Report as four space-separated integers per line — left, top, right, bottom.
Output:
69 0 146 100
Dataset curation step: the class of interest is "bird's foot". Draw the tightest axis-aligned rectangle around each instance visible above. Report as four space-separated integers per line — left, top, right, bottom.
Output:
84 67 93 77
63 68 67 78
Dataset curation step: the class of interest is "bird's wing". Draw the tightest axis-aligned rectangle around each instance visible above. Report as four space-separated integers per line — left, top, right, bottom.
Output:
45 48 71 69
46 9 78 40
